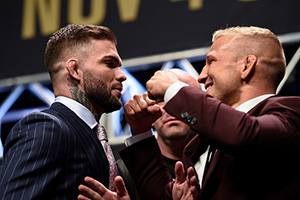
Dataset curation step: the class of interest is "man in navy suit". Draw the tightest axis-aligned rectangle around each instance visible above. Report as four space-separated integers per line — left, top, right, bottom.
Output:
119 26 300 199
0 24 127 199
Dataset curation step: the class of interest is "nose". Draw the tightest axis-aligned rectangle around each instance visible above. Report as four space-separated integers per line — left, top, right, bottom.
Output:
198 66 208 84
116 68 127 82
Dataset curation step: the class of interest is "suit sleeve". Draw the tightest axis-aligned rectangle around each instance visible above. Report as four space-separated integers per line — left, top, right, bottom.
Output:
119 136 174 200
164 86 300 154
0 112 69 200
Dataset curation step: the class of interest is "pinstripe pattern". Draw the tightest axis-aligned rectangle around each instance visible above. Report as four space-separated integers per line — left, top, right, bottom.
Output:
0 103 109 199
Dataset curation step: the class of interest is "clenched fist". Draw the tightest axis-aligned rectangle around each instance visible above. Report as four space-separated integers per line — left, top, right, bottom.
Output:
124 93 162 135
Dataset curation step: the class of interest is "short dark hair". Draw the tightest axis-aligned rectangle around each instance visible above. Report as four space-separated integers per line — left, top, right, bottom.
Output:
44 24 117 75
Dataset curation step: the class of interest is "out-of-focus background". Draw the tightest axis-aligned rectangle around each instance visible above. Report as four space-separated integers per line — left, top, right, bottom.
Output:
1 0 300 159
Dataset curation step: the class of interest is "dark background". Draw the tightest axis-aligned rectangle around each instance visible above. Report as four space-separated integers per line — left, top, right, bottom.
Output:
1 0 300 79
1 0 300 158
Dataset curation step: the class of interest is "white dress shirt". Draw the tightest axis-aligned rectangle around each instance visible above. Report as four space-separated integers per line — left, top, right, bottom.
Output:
54 96 98 130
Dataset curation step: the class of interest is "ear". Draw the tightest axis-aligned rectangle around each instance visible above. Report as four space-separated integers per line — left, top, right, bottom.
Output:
66 59 81 81
241 55 257 80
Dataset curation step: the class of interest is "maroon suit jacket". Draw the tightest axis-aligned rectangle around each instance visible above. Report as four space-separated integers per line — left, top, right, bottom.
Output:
120 86 300 200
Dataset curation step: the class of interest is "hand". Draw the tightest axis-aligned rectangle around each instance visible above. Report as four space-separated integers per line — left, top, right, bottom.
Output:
78 176 130 200
124 93 162 135
172 161 200 200
146 69 181 101
171 69 202 90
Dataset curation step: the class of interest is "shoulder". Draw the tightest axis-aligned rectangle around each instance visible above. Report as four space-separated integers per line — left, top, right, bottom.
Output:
3 111 71 166
267 95 300 102
6 110 70 148
15 110 69 133
263 96 300 111
256 96 300 127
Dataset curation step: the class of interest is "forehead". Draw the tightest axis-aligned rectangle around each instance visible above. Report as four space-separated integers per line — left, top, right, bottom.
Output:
89 39 117 53
88 39 121 61
208 35 236 56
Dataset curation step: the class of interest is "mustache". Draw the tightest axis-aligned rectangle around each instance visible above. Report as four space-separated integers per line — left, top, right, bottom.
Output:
112 83 123 92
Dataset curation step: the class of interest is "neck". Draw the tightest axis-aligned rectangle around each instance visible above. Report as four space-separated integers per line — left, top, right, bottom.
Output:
231 85 275 108
157 137 185 160
67 77 102 121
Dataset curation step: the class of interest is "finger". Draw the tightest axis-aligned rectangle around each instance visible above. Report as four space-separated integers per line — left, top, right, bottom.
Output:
187 167 195 180
78 194 91 200
189 186 198 200
133 94 150 116
123 99 138 119
123 97 147 120
187 167 200 193
115 176 128 196
84 176 107 195
78 184 102 200
146 79 160 101
175 161 186 184
142 92 157 106
147 105 162 118
147 90 156 100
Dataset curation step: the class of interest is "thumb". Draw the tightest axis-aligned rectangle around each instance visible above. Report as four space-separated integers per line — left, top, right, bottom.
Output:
175 161 186 184
115 176 128 196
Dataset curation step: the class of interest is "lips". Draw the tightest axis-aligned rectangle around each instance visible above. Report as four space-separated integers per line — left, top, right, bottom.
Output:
205 82 213 90
114 86 123 92
112 85 123 98
165 117 181 123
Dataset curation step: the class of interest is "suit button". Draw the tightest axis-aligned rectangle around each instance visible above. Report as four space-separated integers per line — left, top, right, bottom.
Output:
181 112 189 119
191 117 197 125
186 116 192 123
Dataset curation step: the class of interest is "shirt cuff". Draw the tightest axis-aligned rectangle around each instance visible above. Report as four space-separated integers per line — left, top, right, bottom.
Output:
124 130 153 146
164 82 189 103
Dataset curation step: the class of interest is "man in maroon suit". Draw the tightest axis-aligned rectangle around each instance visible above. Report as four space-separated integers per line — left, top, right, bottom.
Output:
120 26 300 199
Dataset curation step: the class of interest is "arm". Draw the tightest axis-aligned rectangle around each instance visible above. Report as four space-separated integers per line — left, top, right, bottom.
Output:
164 87 300 153
0 112 68 199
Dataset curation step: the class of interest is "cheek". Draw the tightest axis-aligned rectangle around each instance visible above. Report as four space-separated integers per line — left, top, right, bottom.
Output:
95 72 113 85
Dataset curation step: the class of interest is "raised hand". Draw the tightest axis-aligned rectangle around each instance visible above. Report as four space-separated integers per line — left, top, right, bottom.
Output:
172 161 200 200
146 69 202 101
124 93 162 135
146 69 181 101
78 176 130 200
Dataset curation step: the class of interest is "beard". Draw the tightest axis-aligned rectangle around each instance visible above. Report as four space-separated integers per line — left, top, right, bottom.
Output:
83 72 122 113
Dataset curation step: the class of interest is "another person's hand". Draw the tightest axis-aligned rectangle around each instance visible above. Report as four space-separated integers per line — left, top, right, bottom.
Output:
172 161 200 200
146 69 181 101
124 93 162 135
78 176 130 200
146 69 202 101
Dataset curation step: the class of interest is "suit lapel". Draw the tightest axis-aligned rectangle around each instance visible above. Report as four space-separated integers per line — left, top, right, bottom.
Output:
202 149 221 187
48 103 109 186
182 135 208 180
201 97 270 188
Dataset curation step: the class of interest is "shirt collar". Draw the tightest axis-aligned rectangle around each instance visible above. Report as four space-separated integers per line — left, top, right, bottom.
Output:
235 94 275 113
54 96 98 129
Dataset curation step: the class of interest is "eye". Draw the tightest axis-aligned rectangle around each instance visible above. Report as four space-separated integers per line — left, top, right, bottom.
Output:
206 57 216 65
105 61 115 68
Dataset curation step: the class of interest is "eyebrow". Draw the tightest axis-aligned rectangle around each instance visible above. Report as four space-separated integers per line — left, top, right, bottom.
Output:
103 55 122 66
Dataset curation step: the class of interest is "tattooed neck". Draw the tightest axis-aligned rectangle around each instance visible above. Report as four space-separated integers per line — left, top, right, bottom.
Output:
67 77 101 121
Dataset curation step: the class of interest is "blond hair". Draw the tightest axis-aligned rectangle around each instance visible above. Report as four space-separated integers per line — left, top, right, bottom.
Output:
212 26 286 89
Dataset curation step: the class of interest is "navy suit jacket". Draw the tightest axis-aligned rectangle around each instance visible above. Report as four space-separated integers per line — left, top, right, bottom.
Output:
120 86 300 200
0 102 109 200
